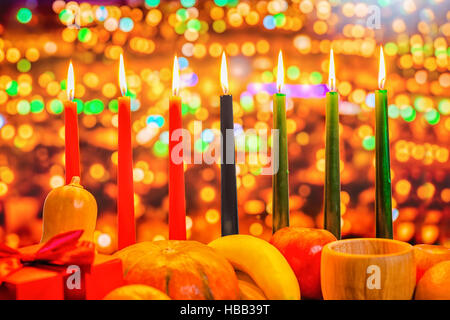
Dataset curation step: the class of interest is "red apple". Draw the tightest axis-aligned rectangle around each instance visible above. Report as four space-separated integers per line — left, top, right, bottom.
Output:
270 227 336 300
414 244 450 284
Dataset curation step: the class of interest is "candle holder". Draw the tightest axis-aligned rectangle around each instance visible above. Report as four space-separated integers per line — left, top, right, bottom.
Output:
321 238 415 300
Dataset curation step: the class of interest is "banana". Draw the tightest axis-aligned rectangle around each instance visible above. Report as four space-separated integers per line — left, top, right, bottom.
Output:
209 234 301 300
238 279 267 300
236 270 267 300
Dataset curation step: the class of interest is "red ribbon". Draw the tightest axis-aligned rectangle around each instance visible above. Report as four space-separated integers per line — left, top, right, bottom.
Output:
0 230 95 285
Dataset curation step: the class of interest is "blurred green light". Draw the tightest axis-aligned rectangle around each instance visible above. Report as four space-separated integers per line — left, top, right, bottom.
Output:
384 42 398 56
153 140 168 157
6 81 18 96
287 66 300 80
59 9 74 24
378 0 391 7
181 0 196 7
17 59 31 72
181 103 189 116
250 167 262 176
17 8 32 24
425 109 440 125
145 0 160 7
388 104 400 118
108 99 118 113
78 28 92 43
309 72 323 85
362 136 375 151
176 8 188 21
240 95 254 111
187 19 201 31
50 99 63 114
245 135 260 152
30 100 44 113
85 99 104 114
414 96 426 112
214 0 228 6
401 106 416 122
274 13 286 27
17 100 30 115
74 99 84 114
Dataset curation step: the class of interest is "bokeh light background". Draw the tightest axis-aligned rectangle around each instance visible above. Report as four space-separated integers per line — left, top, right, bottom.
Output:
0 0 448 253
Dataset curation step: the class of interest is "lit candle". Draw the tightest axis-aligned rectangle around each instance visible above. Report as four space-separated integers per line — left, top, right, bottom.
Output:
169 55 186 240
64 61 80 184
272 50 289 233
220 52 239 236
324 49 341 239
117 54 136 249
375 46 393 239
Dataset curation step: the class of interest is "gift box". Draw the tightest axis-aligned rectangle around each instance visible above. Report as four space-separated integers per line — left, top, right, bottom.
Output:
0 266 64 300
42 253 124 300
0 230 124 300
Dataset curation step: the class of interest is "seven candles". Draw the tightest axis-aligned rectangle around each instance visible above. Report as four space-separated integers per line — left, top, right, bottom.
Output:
375 46 393 239
63 50 390 242
219 52 239 236
117 54 136 249
64 61 80 184
169 56 187 240
324 49 341 239
272 50 290 233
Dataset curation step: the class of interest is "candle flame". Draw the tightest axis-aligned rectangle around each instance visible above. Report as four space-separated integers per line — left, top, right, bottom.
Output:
378 46 386 89
67 61 75 101
172 55 180 96
119 53 127 96
276 50 284 93
328 49 336 92
220 52 229 95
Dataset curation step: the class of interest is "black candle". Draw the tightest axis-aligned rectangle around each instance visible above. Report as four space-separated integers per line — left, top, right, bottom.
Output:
220 53 239 236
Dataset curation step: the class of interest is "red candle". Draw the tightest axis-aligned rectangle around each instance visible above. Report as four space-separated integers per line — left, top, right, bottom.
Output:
169 56 186 240
64 61 80 184
117 54 136 249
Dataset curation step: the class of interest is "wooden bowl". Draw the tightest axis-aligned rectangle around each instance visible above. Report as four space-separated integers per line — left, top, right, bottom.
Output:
321 238 415 300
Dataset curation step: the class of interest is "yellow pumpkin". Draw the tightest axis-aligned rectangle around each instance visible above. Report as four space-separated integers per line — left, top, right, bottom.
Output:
41 176 97 242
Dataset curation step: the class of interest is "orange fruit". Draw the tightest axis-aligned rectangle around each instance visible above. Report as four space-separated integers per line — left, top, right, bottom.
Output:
415 260 450 300
414 244 450 283
104 285 171 300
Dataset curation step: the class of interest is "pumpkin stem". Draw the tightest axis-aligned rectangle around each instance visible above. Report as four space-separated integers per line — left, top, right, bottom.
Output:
70 176 81 186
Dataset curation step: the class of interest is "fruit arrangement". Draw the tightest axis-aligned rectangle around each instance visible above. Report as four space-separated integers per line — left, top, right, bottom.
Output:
29 178 450 301
106 227 450 300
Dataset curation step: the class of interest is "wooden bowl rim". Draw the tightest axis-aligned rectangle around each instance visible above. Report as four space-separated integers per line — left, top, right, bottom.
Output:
323 238 413 259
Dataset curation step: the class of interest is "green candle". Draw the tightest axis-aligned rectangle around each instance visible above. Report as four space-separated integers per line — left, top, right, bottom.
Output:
272 50 289 233
375 46 393 239
324 49 341 239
